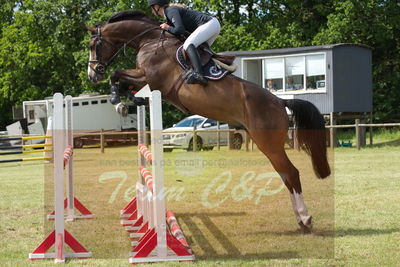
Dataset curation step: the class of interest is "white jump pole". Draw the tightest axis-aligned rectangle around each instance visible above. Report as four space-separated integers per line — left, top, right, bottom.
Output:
53 93 66 263
65 96 75 222
46 96 94 221
127 86 194 264
138 105 146 222
149 90 167 258
29 93 91 262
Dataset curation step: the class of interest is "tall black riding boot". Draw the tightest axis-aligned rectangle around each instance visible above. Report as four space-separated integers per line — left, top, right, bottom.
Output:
185 44 208 86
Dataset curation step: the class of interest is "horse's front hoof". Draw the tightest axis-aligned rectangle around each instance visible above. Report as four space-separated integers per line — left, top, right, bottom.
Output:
298 216 313 234
115 103 128 117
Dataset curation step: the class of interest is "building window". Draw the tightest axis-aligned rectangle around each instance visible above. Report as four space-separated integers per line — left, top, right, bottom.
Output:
285 56 305 91
243 53 326 93
306 54 326 90
264 58 284 91
243 59 262 86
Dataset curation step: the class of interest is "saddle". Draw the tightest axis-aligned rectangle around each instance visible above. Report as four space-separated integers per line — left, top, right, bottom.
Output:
176 43 237 81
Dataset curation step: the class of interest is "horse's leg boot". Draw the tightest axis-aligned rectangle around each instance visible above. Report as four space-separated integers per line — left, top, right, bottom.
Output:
110 84 121 105
122 87 148 106
133 97 148 106
185 44 208 86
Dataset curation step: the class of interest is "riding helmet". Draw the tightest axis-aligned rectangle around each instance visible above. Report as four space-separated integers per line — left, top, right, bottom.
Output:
147 0 170 7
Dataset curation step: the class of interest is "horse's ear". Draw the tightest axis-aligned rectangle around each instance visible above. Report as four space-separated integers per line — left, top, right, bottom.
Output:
85 26 96 34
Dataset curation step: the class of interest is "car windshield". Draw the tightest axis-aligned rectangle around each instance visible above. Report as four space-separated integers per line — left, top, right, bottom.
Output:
174 117 204 127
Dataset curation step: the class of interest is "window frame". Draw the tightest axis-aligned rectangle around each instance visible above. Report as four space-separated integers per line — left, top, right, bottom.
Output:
241 52 327 94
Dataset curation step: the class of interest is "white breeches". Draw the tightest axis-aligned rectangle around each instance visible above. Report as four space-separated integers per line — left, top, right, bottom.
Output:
183 18 221 50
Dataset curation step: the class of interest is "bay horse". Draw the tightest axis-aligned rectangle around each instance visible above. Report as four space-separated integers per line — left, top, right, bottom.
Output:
86 10 330 232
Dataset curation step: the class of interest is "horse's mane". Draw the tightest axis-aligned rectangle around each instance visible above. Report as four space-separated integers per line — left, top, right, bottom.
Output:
107 10 160 25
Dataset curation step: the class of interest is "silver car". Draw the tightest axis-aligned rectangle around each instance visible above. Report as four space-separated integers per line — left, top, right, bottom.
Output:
163 115 244 152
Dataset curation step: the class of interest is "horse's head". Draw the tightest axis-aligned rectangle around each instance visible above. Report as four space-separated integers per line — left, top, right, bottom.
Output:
86 25 120 83
86 11 164 83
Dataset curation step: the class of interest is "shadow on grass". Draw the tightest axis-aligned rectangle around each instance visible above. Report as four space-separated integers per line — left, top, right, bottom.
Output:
178 212 300 260
366 139 400 148
335 228 400 237
250 228 400 237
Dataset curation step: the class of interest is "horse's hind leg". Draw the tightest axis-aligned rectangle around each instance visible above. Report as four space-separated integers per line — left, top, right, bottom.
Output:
249 130 313 231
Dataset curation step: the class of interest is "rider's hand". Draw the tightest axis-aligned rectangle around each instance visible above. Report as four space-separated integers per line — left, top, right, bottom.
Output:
160 23 170 30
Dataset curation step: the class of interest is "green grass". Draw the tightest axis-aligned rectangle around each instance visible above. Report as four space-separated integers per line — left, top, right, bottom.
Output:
337 127 400 147
0 145 399 266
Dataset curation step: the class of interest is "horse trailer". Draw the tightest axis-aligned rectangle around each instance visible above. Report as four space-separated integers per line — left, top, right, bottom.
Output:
21 93 137 147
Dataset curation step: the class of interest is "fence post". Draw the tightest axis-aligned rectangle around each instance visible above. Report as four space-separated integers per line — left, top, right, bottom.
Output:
355 119 361 150
369 112 373 145
330 112 336 148
227 128 231 150
293 128 299 150
193 126 197 152
217 122 220 151
100 129 105 153
245 131 249 152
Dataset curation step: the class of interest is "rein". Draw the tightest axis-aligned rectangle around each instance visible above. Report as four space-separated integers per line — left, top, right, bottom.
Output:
89 25 160 75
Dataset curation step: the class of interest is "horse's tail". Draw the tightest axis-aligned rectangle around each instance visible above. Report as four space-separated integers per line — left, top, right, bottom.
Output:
284 99 331 179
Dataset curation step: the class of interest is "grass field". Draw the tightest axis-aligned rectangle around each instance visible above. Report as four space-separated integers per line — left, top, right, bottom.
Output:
0 138 399 266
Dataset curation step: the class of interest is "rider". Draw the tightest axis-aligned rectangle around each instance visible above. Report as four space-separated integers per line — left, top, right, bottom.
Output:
148 0 221 86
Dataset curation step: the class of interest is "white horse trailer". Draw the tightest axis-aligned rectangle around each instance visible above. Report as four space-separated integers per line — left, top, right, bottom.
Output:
22 93 137 147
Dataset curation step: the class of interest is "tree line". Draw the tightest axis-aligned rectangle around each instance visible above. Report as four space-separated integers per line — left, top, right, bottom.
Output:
1 0 399 129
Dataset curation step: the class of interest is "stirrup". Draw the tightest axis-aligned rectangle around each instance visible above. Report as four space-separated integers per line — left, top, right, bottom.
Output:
186 71 207 86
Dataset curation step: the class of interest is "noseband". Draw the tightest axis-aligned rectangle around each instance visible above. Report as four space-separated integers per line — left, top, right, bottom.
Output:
89 25 160 75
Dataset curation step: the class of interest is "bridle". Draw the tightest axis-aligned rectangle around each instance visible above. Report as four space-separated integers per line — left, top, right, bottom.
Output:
89 25 161 75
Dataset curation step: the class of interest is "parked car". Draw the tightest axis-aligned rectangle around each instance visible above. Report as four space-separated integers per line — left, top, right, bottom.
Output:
163 115 244 152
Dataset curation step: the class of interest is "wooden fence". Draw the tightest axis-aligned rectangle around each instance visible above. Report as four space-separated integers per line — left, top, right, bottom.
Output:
71 121 400 153
326 120 400 150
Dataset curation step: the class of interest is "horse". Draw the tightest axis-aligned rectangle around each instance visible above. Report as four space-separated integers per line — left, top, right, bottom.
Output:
86 10 330 232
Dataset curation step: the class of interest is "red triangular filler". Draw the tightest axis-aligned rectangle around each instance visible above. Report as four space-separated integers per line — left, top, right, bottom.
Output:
132 229 157 258
48 197 93 216
137 222 148 233
132 216 143 227
166 231 192 256
121 197 137 216
30 230 90 254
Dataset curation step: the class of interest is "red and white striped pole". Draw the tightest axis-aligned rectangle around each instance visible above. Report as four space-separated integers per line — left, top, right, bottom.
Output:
63 145 73 169
138 144 152 165
166 211 190 248
138 166 154 192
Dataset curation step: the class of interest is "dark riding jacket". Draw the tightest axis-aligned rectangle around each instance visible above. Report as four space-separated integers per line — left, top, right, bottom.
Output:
164 6 212 35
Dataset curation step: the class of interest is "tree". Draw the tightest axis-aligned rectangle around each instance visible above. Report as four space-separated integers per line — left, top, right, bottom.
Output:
314 0 400 121
0 0 149 129
1 0 399 130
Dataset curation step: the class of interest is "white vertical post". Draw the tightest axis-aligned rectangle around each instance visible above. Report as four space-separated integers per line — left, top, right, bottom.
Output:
137 105 146 219
137 106 147 172
149 91 167 258
65 96 75 221
53 93 65 263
